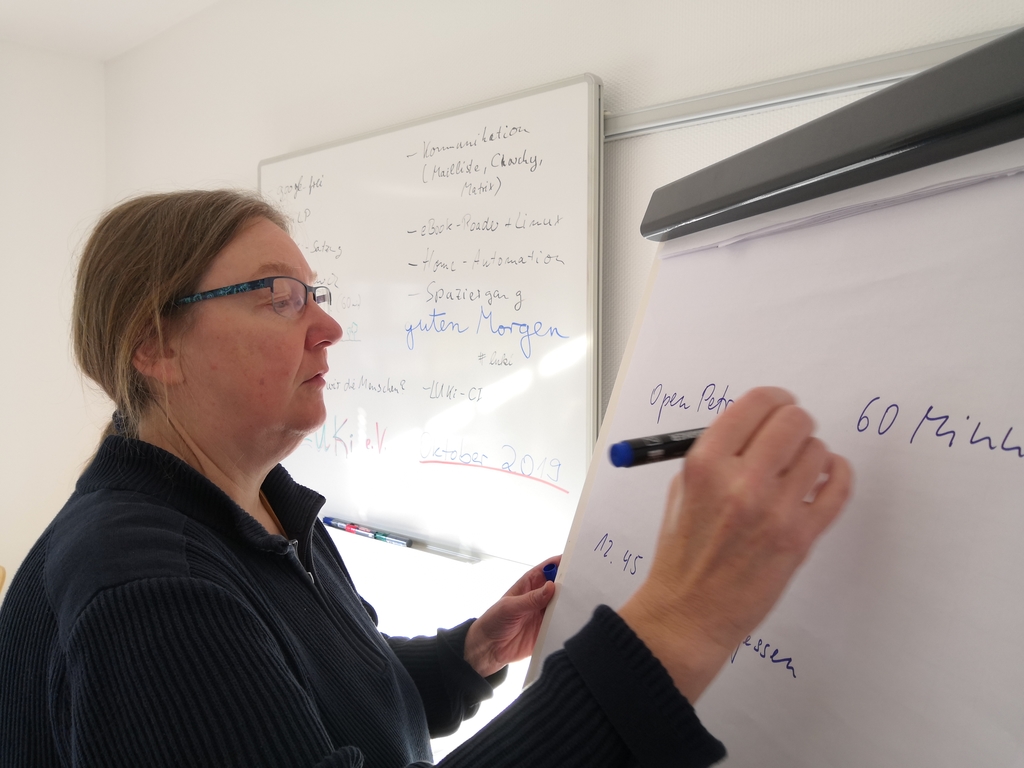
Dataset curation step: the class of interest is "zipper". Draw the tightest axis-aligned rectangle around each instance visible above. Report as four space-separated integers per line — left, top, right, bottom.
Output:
287 539 315 585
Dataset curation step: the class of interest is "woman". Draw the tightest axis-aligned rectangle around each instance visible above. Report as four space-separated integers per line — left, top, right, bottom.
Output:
0 190 850 767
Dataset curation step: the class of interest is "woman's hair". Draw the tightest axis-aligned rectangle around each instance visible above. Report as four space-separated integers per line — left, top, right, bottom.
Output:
73 189 289 441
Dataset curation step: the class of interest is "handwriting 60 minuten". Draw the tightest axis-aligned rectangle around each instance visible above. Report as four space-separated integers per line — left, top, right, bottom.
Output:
857 396 1022 458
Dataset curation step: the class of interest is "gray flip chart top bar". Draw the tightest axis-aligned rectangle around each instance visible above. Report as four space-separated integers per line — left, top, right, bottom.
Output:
641 26 1024 242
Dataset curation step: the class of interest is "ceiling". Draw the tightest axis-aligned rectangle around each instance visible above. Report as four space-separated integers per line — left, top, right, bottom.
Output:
0 0 223 61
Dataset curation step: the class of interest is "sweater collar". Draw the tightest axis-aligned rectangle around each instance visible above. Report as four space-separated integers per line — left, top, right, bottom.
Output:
78 436 326 553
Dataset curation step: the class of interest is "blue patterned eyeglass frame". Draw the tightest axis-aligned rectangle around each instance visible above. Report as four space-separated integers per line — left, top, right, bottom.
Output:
172 276 331 318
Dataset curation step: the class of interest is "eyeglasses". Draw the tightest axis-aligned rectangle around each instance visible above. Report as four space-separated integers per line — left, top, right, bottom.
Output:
172 276 331 319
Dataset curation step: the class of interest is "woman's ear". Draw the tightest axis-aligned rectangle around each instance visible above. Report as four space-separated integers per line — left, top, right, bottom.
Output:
132 330 184 385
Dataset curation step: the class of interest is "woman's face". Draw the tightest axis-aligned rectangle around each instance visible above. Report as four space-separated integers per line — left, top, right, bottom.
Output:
171 218 342 459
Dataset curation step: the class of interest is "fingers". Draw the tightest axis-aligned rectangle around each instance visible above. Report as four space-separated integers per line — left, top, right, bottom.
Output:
697 387 795 458
743 404 815 479
499 582 556 620
514 581 555 615
533 580 555 607
773 444 851 555
699 388 850 558
805 453 852 537
507 555 562 596
776 435 828 508
701 387 823 489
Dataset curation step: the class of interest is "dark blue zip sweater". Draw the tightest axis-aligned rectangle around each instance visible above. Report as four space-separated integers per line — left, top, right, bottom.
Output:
0 436 725 767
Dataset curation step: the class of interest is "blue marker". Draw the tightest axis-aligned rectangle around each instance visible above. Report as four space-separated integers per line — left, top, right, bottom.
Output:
543 562 558 582
609 427 706 468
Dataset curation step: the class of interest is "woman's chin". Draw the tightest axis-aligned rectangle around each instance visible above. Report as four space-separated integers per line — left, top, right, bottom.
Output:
292 404 329 437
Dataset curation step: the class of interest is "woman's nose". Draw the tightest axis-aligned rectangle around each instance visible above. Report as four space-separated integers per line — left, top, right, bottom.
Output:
307 300 343 347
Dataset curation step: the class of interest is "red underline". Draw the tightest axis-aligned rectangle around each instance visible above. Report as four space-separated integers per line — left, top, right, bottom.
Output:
418 460 570 493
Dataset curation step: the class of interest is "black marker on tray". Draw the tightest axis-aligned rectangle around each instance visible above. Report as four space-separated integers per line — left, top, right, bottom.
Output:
608 427 706 468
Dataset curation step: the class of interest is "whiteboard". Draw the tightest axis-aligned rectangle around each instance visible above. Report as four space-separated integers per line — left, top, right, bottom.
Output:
529 137 1024 765
258 76 601 564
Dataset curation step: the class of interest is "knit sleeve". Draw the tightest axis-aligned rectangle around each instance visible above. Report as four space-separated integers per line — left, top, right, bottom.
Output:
436 606 726 768
385 620 508 738
54 577 365 768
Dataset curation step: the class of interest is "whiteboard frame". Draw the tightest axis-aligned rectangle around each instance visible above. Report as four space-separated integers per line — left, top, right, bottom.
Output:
258 74 604 551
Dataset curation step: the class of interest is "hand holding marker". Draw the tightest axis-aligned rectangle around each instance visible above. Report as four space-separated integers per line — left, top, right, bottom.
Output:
609 427 706 467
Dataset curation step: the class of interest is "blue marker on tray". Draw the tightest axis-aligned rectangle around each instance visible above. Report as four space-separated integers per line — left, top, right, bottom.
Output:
609 427 706 468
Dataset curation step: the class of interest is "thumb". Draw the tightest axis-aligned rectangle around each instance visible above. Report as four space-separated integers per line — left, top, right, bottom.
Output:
496 581 555 621
529 580 555 609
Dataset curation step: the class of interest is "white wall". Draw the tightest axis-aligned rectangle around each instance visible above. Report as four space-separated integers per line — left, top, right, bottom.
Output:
103 0 1024 200
0 42 108 597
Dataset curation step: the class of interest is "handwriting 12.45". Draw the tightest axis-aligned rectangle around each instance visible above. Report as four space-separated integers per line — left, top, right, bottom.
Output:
593 533 643 576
